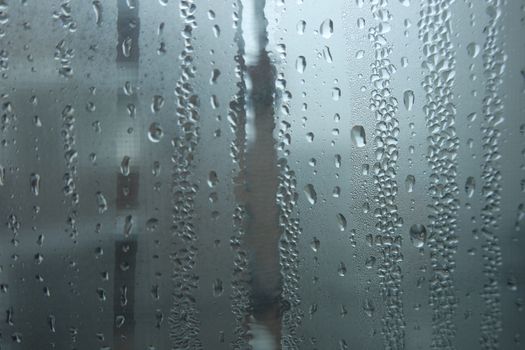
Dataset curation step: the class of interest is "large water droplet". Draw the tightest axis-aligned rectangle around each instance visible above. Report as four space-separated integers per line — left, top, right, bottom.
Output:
296 56 306 73
151 95 165 113
405 175 415 193
409 224 427 248
351 125 366 148
297 20 306 34
467 42 480 58
320 19 334 39
30 173 40 196
465 176 476 198
96 192 108 214
148 122 163 143
120 156 130 176
336 213 347 231
338 262 347 276
304 184 317 205
403 90 414 111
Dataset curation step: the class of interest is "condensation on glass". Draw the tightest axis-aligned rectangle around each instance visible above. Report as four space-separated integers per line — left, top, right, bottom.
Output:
0 0 524 349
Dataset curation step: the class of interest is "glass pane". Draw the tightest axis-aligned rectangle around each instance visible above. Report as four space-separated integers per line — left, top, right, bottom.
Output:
0 0 523 349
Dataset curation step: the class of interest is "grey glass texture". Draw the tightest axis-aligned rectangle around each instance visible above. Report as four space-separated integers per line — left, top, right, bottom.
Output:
0 0 524 349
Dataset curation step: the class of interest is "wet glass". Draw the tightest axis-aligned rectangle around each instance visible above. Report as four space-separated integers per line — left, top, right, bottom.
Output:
0 0 524 349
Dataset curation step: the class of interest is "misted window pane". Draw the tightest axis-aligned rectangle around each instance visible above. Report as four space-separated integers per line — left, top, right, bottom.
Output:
0 0 523 349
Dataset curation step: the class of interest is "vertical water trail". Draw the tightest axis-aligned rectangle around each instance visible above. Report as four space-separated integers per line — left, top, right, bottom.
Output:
113 0 140 347
480 0 505 348
419 1 460 348
169 0 202 348
368 1 405 348
229 1 252 348
236 0 281 348
272 10 303 350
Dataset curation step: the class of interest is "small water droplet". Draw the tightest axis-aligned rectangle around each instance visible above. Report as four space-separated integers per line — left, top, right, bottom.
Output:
365 256 376 269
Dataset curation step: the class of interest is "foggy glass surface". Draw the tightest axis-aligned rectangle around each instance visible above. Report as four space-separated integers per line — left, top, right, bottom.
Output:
0 0 524 349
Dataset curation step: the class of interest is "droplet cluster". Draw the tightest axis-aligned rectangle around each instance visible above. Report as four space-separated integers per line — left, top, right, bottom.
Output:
419 1 460 348
368 1 405 348
480 0 505 348
168 1 202 348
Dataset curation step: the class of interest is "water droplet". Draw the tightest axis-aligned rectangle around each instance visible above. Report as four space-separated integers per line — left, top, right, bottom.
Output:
151 95 165 113
210 68 221 84
335 154 341 168
338 262 347 276
30 173 40 196
310 237 320 252
121 37 132 57
320 19 334 39
96 192 108 214
363 299 375 317
213 278 224 297
465 176 475 198
146 218 159 232
365 256 376 269
357 17 365 29
405 175 415 193
148 122 163 143
409 224 427 248
296 56 306 73
306 132 314 142
336 213 347 231
208 171 218 187
124 215 133 236
351 125 366 148
152 161 161 176
467 42 480 58
304 184 317 205
403 90 414 111
92 1 102 25
297 20 306 34
0 165 5 186
332 87 341 101
120 156 130 176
